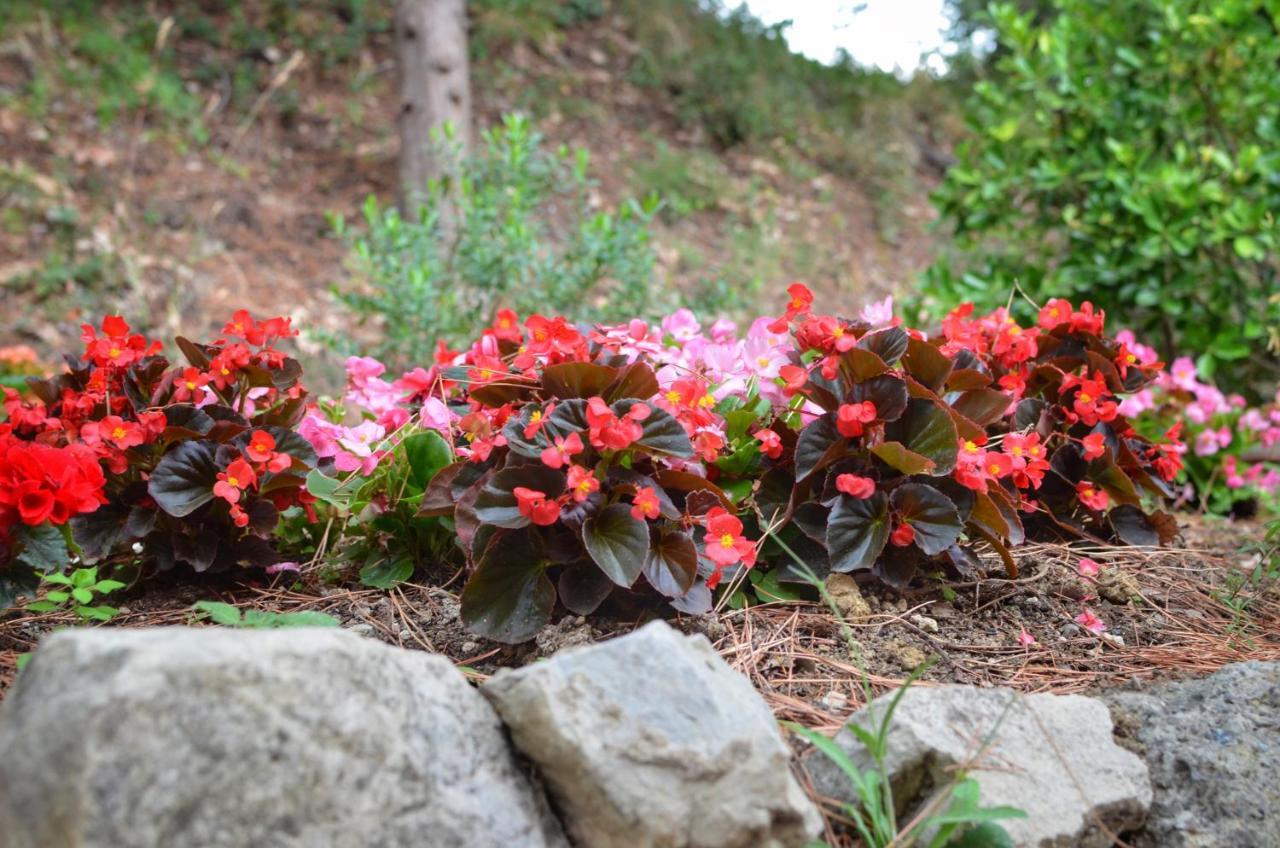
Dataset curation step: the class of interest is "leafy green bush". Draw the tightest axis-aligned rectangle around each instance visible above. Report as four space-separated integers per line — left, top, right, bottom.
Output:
331 115 661 366
925 0 1280 396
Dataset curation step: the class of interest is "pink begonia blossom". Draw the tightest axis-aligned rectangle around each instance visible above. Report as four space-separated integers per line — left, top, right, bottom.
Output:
661 308 701 342
1168 357 1198 391
1117 388 1154 418
335 421 387 475
1075 608 1107 634
859 295 896 327
709 318 737 343
1114 330 1159 365
1193 428 1231 457
1077 557 1101 578
1240 409 1268 432
420 397 454 433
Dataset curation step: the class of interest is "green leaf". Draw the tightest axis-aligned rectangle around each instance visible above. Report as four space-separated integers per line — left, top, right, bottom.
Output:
943 822 1018 848
305 469 354 509
1233 235 1263 260
892 483 964 555
582 503 649 588
192 601 244 626
95 580 126 594
827 491 890 573
148 440 219 517
460 530 555 644
402 430 453 491
76 605 117 621
71 587 94 605
359 554 415 589
15 523 70 573
271 611 341 628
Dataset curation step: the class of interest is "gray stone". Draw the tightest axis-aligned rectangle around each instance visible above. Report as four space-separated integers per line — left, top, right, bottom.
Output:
805 685 1151 847
0 627 567 848
1104 661 1280 848
482 620 822 848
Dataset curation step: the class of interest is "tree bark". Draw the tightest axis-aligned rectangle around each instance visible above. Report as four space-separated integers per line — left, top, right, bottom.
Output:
394 0 471 213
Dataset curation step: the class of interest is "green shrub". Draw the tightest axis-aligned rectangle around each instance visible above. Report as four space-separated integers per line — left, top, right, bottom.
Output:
925 0 1280 396
330 115 661 366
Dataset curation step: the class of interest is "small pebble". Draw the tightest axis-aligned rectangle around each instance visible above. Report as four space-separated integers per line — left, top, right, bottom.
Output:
459 640 478 655
1101 632 1125 648
347 623 375 638
397 627 412 641
820 690 848 711
910 614 940 634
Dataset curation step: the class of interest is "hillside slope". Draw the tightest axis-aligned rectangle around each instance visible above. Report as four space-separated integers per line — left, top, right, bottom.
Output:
0 1 955 378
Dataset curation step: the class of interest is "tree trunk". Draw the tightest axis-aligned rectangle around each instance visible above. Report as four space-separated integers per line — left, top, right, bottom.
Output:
394 0 471 213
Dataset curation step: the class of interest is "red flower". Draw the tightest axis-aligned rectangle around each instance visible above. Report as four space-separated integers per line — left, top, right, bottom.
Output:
1076 481 1109 511
693 429 725 463
631 486 661 520
213 458 257 505
566 465 599 502
835 473 876 499
754 428 783 459
767 282 814 332
586 397 648 451
982 451 1013 480
513 486 561 526
94 415 145 450
1081 433 1106 460
172 367 210 403
1002 432 1050 489
0 441 106 530
890 522 916 547
540 432 584 469
492 308 523 343
523 404 555 440
836 401 878 438
779 364 808 396
1037 298 1073 330
703 507 756 587
247 430 292 473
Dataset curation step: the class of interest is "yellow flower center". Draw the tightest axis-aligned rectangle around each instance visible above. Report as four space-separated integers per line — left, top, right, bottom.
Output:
963 440 979 453
699 394 715 408
1078 393 1092 403
112 427 126 440
186 381 197 390
1029 446 1042 457
227 476 239 488
719 533 735 548
665 390 681 403
109 347 121 358
757 356 770 367
577 480 593 493
1011 446 1023 456
832 326 844 338
530 411 542 423
988 463 1002 474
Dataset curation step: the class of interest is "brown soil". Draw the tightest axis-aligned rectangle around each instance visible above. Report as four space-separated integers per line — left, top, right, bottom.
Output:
3 513 1276 706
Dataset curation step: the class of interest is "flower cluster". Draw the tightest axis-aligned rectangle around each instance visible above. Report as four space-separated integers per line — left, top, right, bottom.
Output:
0 311 318 609
299 286 1186 643
1120 349 1280 511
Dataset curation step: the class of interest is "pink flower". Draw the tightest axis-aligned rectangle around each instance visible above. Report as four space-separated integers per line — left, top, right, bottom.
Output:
1077 557 1101 578
344 355 386 382
1169 357 1198 391
1018 630 1037 647
859 295 895 327
661 308 701 342
1194 429 1221 457
419 398 454 433
1075 608 1107 634
709 318 737 343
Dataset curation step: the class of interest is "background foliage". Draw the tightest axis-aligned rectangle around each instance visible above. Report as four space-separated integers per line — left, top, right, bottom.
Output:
924 0 1280 397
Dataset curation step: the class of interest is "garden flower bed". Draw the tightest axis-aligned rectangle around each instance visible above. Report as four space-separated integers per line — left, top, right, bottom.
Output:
1 291 1277 699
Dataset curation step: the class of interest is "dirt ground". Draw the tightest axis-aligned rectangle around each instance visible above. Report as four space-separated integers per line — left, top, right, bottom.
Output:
4 513 1276 711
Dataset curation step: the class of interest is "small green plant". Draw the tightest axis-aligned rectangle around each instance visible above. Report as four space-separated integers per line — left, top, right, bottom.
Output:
25 567 125 622
330 114 661 366
1216 517 1280 636
191 601 340 629
784 557 1024 847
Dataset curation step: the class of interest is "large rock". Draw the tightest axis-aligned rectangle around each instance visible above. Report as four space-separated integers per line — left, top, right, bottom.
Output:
805 685 1151 847
0 627 567 848
482 620 822 848
1105 661 1280 848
